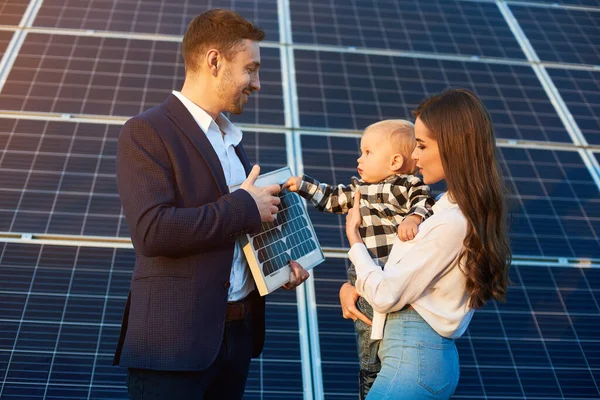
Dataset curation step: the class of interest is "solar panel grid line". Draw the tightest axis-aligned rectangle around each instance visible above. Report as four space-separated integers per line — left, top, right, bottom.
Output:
0 238 44 397
509 267 567 398
579 149 600 196
510 4 600 66
0 30 26 92
533 66 590 144
85 241 118 400
499 0 598 155
506 1 600 11
23 26 288 49
508 149 578 257
39 246 85 399
465 0 600 12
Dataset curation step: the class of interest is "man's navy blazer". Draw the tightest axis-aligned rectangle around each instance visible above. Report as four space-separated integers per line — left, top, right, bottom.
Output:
113 94 266 370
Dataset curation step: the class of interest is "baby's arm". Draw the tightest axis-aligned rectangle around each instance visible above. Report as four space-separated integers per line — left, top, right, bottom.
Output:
398 215 422 241
284 174 357 214
396 176 435 241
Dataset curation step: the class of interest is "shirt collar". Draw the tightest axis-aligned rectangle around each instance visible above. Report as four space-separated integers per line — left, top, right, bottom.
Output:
432 192 459 213
172 90 243 147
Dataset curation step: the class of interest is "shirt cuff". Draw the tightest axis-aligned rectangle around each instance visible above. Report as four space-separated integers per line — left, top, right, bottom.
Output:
348 243 378 276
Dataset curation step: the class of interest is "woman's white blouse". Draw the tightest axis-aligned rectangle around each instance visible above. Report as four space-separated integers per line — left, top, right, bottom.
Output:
348 193 474 340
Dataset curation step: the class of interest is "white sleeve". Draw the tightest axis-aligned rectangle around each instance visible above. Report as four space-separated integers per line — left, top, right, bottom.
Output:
348 219 466 314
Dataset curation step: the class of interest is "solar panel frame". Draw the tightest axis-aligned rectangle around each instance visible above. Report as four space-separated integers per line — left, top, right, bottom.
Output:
313 258 600 399
289 0 526 60
0 33 285 126
510 4 600 65
295 50 573 143
0 0 30 26
546 67 600 145
0 242 306 399
299 133 600 258
32 0 280 40
0 118 289 237
507 0 600 7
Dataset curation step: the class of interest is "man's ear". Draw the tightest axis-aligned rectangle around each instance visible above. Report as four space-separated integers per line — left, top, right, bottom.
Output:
205 49 220 76
389 153 404 172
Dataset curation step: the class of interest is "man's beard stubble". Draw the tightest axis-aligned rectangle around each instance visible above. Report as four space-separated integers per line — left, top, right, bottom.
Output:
216 67 244 115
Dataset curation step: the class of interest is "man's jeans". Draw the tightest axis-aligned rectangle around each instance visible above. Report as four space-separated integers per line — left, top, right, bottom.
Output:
127 313 253 400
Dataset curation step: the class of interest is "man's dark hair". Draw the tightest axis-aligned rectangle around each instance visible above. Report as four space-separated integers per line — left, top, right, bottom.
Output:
182 9 265 72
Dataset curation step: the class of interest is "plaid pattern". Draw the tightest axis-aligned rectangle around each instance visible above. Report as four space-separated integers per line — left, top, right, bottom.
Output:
298 174 434 263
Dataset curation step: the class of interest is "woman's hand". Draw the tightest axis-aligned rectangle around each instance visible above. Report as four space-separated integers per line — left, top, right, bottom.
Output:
339 282 372 325
345 190 363 246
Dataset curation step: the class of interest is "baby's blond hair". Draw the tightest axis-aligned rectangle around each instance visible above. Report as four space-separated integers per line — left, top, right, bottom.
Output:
363 119 416 174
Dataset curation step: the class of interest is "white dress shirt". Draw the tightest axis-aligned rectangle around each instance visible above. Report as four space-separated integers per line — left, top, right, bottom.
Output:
349 192 474 340
172 90 255 301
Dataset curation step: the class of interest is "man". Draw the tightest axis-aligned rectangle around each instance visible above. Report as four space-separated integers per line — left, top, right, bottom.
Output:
113 9 309 400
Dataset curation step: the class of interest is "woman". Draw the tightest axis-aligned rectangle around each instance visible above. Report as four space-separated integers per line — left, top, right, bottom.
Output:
341 89 511 399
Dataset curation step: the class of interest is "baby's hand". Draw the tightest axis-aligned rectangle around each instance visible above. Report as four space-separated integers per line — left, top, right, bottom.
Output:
398 215 422 241
283 176 302 192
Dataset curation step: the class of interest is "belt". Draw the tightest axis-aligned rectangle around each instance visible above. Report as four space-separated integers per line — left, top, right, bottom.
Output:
225 298 253 322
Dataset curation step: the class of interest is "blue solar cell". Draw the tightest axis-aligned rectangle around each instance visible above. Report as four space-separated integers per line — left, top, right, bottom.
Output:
547 68 600 145
0 119 287 237
0 0 29 25
296 51 573 142
300 134 600 258
313 261 600 398
0 242 305 399
511 4 600 65
0 30 14 60
33 0 279 39
0 34 284 125
290 0 525 59
509 0 600 6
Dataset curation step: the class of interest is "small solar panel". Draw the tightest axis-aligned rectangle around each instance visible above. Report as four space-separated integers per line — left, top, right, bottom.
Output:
230 167 325 295
300 134 600 258
313 258 600 398
0 118 288 237
0 242 305 399
290 0 525 59
0 33 285 125
546 68 600 145
510 4 600 65
0 0 30 26
33 0 279 40
295 50 573 143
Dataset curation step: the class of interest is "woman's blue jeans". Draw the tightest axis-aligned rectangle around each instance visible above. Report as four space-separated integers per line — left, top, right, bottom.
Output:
366 307 459 399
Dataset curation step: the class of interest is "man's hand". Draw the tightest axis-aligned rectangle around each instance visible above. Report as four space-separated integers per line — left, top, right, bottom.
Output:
282 176 302 192
397 214 421 241
240 165 281 222
339 282 372 325
282 260 310 290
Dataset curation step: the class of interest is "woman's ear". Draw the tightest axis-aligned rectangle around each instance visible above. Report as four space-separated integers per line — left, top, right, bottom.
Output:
389 154 404 172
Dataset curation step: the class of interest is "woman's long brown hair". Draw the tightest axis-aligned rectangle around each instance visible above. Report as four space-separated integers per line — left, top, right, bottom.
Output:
414 89 511 309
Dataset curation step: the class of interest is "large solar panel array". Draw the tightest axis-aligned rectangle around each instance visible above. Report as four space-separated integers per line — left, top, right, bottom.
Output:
0 0 599 399
314 258 600 398
510 4 600 65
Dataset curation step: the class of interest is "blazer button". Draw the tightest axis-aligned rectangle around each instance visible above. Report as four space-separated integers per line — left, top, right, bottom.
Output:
224 281 231 289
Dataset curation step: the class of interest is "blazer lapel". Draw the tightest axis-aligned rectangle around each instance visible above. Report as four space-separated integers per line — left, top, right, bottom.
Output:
235 144 252 176
165 94 229 195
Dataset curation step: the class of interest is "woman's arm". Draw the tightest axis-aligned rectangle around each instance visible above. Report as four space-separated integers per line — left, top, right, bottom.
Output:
346 192 467 314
